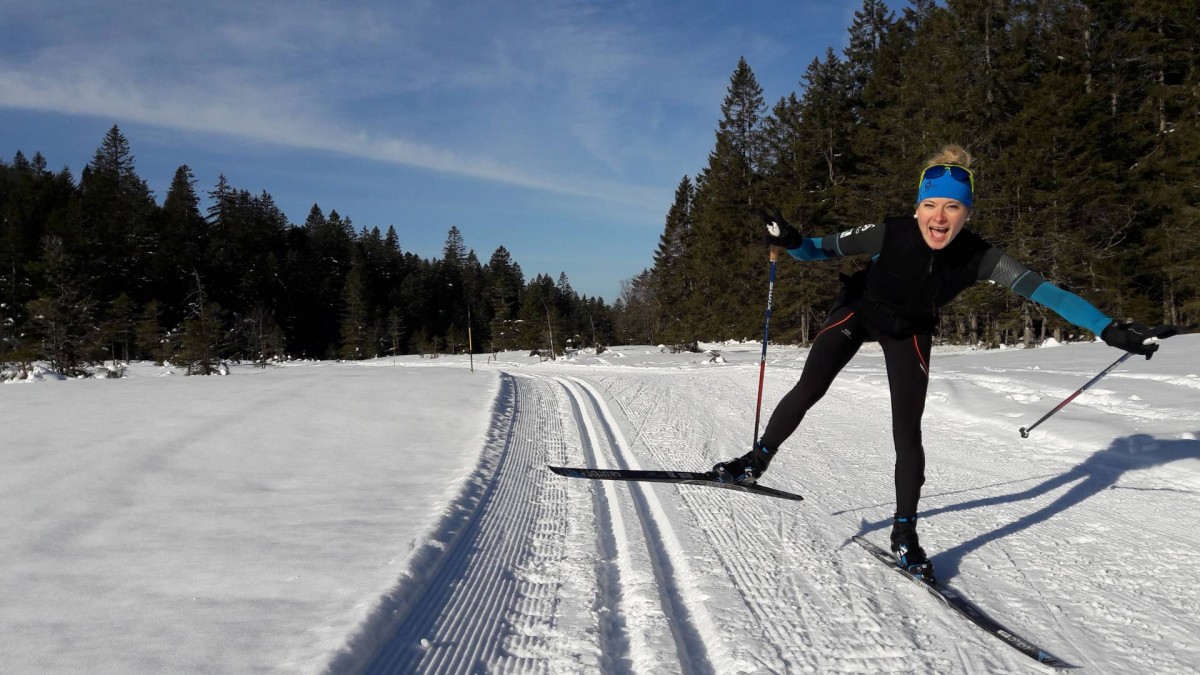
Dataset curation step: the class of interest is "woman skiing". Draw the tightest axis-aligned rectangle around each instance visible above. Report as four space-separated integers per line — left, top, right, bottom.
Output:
711 144 1177 579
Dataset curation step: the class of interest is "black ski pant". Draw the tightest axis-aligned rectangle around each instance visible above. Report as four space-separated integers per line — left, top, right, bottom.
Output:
759 305 932 517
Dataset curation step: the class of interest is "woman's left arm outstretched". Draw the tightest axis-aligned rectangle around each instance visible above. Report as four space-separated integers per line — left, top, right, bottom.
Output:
979 248 1177 356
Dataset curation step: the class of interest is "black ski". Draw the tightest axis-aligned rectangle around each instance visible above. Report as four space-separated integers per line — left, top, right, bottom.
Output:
548 466 803 502
853 535 1077 670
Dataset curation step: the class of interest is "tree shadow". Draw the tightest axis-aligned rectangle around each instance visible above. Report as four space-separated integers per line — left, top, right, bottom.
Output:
855 433 1200 582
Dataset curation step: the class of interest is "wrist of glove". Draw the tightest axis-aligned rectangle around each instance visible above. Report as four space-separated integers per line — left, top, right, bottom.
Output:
1100 321 1178 359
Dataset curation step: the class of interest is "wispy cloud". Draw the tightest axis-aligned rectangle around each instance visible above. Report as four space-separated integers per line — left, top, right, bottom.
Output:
0 1 672 209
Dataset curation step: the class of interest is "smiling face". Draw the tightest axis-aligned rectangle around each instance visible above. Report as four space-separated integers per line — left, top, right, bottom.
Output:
916 197 971 249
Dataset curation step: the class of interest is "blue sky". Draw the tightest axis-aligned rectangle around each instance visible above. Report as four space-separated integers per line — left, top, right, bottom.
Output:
1 1 866 301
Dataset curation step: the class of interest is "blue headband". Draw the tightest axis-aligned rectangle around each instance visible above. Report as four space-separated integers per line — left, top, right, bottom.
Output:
917 168 974 207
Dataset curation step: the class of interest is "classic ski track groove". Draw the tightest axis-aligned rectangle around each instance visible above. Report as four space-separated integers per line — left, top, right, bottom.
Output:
555 376 634 673
557 375 722 674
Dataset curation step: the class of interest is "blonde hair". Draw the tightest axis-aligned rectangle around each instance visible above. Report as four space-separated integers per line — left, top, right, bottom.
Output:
924 144 973 169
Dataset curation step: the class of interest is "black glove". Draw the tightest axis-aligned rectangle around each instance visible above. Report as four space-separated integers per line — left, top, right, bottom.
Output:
755 208 804 249
1100 321 1179 359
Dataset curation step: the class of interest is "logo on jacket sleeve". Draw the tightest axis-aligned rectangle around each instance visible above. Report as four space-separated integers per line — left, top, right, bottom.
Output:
840 223 876 238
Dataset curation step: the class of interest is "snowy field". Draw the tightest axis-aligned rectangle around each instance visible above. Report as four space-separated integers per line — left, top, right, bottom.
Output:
2 336 1199 674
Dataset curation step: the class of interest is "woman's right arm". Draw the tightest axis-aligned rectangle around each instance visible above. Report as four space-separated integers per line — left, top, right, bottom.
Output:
786 223 884 261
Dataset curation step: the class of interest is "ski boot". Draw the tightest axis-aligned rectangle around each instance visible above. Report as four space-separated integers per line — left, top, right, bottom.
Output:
711 442 775 485
890 515 935 580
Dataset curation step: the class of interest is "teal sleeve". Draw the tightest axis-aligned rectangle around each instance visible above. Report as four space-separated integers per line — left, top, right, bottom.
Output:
1028 283 1112 336
787 237 832 261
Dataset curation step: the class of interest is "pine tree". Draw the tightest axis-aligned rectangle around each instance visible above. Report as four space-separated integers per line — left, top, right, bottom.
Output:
485 246 524 350
235 304 285 366
687 58 769 338
461 250 486 352
844 0 895 103
520 274 561 355
799 49 856 215
485 246 523 319
78 125 158 305
844 0 911 220
135 300 170 364
386 308 406 359
718 56 768 181
613 269 659 345
442 225 467 269
436 226 463 345
650 175 694 343
176 272 225 375
301 205 353 357
339 260 370 359
26 235 98 377
157 165 207 326
102 292 137 365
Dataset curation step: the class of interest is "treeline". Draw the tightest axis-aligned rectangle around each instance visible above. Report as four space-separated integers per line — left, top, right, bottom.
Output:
0 126 615 376
620 0 1198 347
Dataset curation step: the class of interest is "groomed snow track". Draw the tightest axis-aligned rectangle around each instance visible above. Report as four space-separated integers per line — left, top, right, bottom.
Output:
341 354 1200 674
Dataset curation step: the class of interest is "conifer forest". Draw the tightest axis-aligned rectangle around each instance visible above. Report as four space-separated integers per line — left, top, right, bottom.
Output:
2 1 1197 375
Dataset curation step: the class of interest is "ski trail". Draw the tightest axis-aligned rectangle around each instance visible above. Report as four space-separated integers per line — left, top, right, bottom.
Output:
356 373 597 674
554 375 639 674
556 376 724 674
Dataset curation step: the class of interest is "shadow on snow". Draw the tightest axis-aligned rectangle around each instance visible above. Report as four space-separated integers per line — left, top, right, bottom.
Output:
855 432 1200 582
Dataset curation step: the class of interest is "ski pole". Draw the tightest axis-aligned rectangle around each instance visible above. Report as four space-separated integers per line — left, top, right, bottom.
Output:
753 248 779 446
1019 351 1133 438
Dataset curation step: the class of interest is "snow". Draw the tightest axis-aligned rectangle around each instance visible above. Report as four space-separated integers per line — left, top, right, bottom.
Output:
3 337 1199 673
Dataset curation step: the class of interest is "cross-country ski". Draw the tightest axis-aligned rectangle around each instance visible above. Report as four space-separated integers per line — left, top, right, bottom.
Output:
548 465 805 501
854 535 1077 670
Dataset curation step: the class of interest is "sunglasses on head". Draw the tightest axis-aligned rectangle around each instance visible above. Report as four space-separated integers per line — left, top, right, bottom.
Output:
919 164 974 194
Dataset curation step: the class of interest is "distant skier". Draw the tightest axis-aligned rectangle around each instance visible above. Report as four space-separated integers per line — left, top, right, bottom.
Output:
712 144 1178 579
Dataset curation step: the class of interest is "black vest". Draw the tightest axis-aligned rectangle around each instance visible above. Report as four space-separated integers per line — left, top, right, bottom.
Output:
852 216 991 337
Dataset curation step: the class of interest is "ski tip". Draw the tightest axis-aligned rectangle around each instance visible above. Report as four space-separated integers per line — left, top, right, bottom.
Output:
547 465 571 476
1035 650 1081 670
759 486 805 502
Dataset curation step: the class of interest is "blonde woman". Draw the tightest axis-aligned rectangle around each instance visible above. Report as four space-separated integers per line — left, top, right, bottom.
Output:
712 145 1177 579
